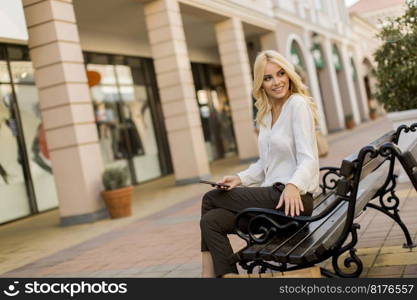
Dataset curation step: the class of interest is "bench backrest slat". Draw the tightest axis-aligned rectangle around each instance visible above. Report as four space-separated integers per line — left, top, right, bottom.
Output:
331 131 396 251
354 161 389 216
401 138 417 189
340 130 395 178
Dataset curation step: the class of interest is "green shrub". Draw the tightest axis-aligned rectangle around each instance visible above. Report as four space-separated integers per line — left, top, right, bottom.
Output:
102 167 129 191
373 1 417 112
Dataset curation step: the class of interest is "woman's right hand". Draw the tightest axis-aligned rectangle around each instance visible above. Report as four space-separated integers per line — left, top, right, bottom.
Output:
217 175 241 190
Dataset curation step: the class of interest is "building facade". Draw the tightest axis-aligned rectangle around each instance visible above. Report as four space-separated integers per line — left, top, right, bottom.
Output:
0 0 378 225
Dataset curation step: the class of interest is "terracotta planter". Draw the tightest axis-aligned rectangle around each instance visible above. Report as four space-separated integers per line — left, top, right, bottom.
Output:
369 111 377 120
101 186 133 219
345 119 355 129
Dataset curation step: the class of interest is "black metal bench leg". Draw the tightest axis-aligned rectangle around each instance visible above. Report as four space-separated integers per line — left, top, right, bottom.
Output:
366 203 416 249
368 174 416 249
331 223 363 278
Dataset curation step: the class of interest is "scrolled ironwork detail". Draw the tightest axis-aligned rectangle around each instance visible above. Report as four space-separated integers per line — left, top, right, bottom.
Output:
394 123 417 143
320 167 342 194
379 142 402 158
379 180 400 210
246 214 300 244
331 223 363 278
240 260 287 274
357 145 379 163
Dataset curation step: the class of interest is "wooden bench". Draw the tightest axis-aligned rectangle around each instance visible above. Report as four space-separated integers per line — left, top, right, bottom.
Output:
379 123 417 190
231 129 415 278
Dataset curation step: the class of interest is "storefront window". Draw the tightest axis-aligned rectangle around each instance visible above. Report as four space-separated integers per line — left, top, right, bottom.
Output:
191 63 237 161
0 46 31 223
86 53 163 183
7 46 59 213
0 61 10 82
0 82 32 223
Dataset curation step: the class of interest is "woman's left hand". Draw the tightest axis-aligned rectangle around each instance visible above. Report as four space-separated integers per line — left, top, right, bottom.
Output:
275 183 304 217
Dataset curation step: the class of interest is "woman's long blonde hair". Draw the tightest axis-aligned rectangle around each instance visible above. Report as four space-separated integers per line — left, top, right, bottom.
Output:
253 50 319 128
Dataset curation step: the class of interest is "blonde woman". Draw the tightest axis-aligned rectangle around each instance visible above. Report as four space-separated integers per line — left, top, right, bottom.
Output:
200 50 320 278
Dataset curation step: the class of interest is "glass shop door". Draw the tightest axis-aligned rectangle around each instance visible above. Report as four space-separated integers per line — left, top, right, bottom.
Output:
191 63 237 161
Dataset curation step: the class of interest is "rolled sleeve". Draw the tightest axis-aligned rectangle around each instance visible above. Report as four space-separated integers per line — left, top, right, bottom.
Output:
237 158 265 187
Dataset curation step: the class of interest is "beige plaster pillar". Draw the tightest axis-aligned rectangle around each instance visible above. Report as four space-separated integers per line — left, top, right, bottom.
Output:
352 48 370 121
144 0 210 184
215 17 258 162
303 31 328 134
321 36 345 131
339 43 361 125
22 0 106 225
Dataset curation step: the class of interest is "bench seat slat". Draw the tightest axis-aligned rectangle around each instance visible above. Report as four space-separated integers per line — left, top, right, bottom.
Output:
272 202 346 263
256 193 338 259
238 192 332 260
239 192 339 261
240 162 390 265
340 130 395 177
286 202 348 264
284 164 389 264
283 164 388 264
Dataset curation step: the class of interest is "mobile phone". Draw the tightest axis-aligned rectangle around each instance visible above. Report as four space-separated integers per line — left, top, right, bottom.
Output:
199 180 230 188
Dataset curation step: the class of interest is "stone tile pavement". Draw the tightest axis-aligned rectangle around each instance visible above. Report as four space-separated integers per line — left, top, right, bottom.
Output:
1 116 417 278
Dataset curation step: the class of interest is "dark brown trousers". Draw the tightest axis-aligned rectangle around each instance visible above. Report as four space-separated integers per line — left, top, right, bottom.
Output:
200 185 313 277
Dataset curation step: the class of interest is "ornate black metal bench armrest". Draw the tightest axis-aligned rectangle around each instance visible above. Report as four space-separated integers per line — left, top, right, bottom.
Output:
393 122 417 144
320 166 342 194
235 194 344 244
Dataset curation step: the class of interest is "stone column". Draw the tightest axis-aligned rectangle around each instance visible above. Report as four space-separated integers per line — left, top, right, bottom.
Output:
215 17 258 162
303 31 328 134
339 43 361 125
144 0 210 184
353 48 370 121
321 36 345 131
22 0 106 225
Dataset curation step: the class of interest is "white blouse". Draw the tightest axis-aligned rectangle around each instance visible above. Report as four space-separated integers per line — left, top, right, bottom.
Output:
237 94 320 195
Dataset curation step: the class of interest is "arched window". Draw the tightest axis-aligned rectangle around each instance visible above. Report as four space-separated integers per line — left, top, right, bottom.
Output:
290 40 306 71
350 57 358 81
332 45 342 72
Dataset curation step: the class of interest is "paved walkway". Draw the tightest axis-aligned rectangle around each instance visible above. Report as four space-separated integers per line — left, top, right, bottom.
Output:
1 116 416 278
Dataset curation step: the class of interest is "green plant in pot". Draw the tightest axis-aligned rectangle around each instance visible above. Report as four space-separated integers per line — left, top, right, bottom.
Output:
101 167 133 219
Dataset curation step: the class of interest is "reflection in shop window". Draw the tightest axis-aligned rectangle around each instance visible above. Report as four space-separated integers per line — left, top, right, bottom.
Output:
1 43 60 222
197 90 208 105
10 61 35 83
0 84 21 184
87 60 161 183
10 59 58 212
0 81 31 222
0 61 10 82
115 65 134 85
